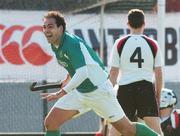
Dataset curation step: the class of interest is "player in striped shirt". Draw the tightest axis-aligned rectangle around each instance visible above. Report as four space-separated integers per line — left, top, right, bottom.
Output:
109 9 164 135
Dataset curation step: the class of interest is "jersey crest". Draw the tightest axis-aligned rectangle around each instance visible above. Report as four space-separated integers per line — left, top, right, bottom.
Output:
57 59 68 68
64 53 70 60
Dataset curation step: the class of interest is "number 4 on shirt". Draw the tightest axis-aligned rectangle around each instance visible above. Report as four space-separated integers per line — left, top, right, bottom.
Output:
130 47 144 68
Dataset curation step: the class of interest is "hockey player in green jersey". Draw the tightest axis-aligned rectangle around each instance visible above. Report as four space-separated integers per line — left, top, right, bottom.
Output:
41 11 161 136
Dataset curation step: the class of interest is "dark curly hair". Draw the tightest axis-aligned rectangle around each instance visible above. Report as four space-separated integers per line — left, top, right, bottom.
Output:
44 11 66 32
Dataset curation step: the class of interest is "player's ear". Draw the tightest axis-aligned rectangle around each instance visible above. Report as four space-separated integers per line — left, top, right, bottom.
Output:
142 22 145 28
58 25 64 32
142 20 145 26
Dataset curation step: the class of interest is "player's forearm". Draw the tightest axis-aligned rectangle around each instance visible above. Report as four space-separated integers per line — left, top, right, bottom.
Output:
109 67 119 86
154 67 164 105
63 66 88 93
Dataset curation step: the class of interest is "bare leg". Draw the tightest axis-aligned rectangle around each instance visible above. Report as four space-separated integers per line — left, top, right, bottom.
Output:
108 125 122 136
44 107 79 130
110 116 135 136
143 117 163 135
110 116 161 136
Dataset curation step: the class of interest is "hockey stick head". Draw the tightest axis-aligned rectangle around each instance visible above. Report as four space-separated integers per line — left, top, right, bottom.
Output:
30 82 38 91
30 82 62 91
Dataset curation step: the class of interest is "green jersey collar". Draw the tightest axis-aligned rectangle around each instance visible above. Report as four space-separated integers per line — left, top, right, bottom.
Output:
51 31 66 51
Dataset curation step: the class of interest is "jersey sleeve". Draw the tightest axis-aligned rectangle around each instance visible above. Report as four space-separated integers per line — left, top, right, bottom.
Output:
108 39 120 68
154 44 164 67
63 66 88 93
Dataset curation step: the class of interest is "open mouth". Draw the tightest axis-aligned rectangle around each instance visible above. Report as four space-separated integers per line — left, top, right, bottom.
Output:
46 34 53 38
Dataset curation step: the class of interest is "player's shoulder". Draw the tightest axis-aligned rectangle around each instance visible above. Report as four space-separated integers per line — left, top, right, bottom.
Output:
114 35 131 47
64 32 80 43
171 109 180 121
141 35 158 45
117 34 131 41
64 32 85 48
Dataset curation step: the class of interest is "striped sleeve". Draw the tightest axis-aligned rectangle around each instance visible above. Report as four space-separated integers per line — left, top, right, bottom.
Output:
155 44 164 67
142 35 164 67
108 39 121 68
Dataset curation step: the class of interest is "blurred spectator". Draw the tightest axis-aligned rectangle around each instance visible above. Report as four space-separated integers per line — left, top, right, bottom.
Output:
160 88 180 136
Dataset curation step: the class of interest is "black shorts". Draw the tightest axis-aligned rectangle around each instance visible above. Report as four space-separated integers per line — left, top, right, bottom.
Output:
117 80 159 121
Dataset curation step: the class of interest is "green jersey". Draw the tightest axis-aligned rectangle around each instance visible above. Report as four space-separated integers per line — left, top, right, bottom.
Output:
51 32 108 93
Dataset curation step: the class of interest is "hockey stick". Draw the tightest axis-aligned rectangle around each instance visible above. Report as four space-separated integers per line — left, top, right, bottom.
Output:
30 82 62 91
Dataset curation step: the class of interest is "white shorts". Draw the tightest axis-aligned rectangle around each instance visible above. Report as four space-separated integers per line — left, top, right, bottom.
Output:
53 80 125 122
